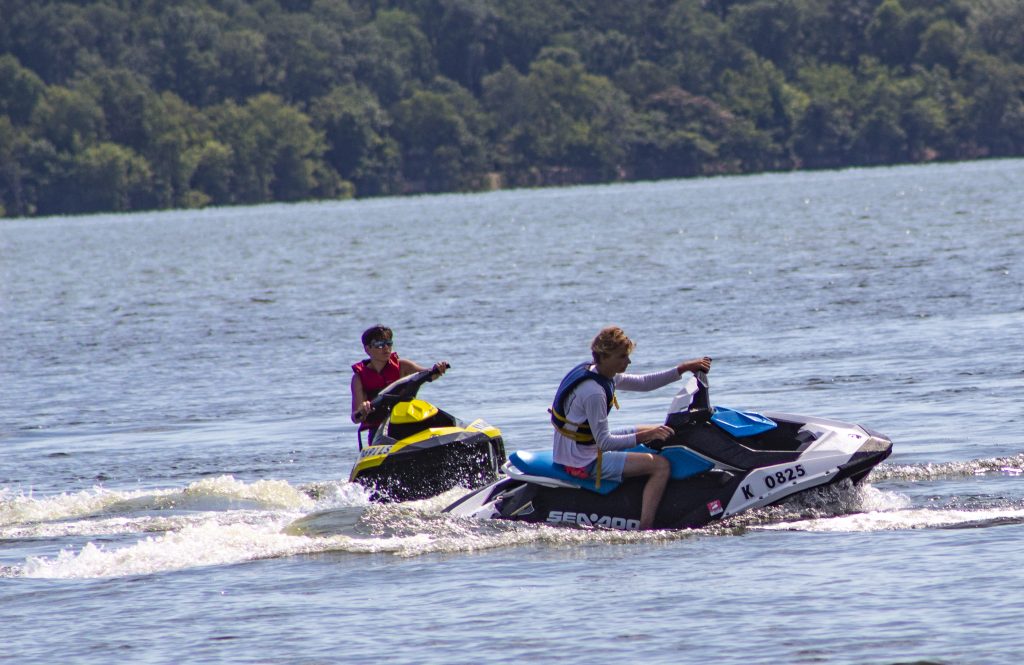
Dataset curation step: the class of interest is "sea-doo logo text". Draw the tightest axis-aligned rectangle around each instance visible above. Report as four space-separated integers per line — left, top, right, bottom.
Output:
547 511 640 531
764 464 806 488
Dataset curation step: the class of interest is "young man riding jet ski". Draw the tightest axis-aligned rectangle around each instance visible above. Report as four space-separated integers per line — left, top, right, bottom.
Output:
551 326 712 530
350 324 449 444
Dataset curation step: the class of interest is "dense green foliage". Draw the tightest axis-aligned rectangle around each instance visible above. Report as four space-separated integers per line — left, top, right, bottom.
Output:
1 0 1022 217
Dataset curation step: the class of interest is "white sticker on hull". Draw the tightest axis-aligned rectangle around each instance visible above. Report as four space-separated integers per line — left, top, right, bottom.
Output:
724 455 848 515
546 511 641 530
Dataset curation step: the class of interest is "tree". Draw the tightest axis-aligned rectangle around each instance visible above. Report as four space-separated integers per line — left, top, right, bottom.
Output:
918 19 967 73
792 64 858 167
492 0 571 72
150 5 230 106
351 10 436 106
411 0 503 95
554 28 638 79
144 91 213 208
849 59 910 164
906 64 969 160
0 54 45 125
2 3 94 83
613 60 674 101
717 55 802 157
798 0 878 67
30 85 105 154
660 0 735 94
263 12 354 103
189 140 235 205
212 29 273 102
391 81 489 192
958 52 1024 156
968 0 1024 63
206 93 333 203
69 142 154 213
630 110 718 180
482 49 634 184
725 0 803 73
0 117 26 215
310 84 401 196
867 0 916 68
78 68 152 148
631 85 756 179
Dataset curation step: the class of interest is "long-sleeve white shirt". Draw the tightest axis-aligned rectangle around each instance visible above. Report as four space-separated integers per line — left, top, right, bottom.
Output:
551 366 683 468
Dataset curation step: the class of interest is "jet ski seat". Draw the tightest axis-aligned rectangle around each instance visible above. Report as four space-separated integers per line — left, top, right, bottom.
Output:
508 446 714 495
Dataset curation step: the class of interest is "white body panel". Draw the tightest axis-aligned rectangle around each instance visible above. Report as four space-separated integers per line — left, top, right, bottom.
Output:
722 414 869 516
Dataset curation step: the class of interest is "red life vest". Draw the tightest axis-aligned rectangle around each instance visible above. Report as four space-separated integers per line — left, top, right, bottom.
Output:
352 353 402 430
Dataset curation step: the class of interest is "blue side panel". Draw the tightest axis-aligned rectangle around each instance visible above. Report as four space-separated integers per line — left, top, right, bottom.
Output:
509 450 621 494
710 406 777 437
660 447 714 479
619 445 712 480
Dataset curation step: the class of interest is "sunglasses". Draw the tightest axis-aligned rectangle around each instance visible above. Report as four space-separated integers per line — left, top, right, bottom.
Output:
368 339 394 349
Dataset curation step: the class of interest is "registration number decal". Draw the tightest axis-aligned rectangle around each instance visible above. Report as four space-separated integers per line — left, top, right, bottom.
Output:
764 464 806 488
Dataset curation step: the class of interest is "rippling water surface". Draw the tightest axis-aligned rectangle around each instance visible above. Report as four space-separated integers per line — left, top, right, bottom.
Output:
2 160 1023 664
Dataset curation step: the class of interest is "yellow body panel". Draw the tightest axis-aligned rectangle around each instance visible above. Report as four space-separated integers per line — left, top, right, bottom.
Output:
349 426 464 479
390 399 438 424
348 401 503 481
466 418 501 438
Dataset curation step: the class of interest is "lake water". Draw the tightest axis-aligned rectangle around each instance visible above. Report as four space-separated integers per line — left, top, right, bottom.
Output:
2 160 1023 664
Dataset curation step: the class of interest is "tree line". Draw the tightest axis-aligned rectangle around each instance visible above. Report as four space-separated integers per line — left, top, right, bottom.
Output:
1 0 1023 218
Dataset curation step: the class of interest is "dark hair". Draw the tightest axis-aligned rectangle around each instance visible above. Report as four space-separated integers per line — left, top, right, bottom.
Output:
361 324 393 347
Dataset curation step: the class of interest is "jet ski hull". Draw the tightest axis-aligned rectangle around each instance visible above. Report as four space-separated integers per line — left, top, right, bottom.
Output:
348 368 507 502
450 470 745 530
446 429 890 530
353 431 505 502
444 373 892 530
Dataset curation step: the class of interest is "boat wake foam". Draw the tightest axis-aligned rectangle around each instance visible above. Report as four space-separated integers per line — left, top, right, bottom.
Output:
5 454 1023 579
870 452 1024 481
752 506 1024 533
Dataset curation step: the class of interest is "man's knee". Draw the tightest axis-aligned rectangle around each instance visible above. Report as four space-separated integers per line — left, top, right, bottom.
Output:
649 454 670 478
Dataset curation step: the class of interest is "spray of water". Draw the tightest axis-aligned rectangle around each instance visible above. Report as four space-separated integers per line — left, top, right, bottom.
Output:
5 454 1023 579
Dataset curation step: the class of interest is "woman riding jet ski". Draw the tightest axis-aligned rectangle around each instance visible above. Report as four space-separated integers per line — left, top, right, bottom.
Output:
350 367 506 502
443 370 892 530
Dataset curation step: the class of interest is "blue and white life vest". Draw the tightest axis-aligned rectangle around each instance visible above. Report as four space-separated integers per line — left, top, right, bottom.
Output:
548 362 617 444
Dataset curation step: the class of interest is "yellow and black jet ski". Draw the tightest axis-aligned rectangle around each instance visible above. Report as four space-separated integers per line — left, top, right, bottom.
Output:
350 368 506 502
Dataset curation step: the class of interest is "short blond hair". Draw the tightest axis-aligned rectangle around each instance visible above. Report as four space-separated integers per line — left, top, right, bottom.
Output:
591 326 635 362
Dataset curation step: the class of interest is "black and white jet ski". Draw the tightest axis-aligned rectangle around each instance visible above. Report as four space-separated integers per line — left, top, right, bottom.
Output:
444 372 892 530
350 368 506 502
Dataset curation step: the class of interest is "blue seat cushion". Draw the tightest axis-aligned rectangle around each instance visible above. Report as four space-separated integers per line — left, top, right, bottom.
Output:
509 446 713 495
509 450 621 494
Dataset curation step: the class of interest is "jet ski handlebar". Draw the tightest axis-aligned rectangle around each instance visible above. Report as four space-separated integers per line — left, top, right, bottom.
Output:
354 365 449 423
651 370 713 448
